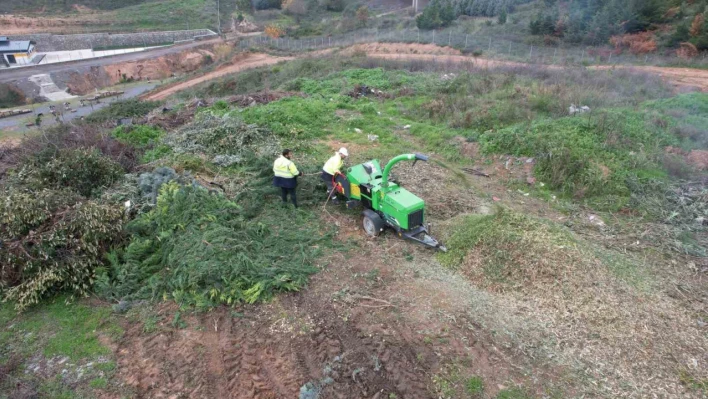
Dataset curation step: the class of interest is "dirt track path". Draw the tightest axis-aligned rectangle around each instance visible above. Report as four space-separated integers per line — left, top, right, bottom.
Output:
363 50 708 92
142 53 292 101
143 43 708 101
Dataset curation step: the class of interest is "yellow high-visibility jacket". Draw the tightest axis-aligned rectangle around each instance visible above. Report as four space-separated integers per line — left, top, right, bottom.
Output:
273 156 299 178
322 153 343 175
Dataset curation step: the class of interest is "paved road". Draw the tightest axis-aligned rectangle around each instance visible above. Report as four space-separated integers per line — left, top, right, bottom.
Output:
0 83 157 134
0 38 223 83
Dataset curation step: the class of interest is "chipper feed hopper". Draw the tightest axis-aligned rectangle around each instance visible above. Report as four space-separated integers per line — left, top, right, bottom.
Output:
332 153 447 251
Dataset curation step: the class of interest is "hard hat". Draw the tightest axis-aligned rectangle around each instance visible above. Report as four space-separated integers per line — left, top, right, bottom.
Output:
339 147 349 157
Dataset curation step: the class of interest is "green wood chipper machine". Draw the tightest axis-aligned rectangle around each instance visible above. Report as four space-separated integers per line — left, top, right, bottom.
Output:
330 153 447 252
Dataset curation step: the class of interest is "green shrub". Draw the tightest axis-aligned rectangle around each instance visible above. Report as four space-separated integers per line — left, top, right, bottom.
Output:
27 148 124 197
240 97 336 139
112 125 165 147
142 144 173 163
0 84 25 108
478 112 675 204
95 182 333 309
85 99 160 124
1 188 124 311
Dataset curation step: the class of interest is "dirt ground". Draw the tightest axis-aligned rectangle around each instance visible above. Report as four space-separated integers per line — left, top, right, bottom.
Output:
110 164 559 399
337 42 708 93
592 64 708 92
0 14 95 35
141 53 292 101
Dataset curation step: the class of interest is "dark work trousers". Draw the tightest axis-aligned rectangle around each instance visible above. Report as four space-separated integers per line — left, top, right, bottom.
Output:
281 187 297 207
273 176 298 207
321 171 336 200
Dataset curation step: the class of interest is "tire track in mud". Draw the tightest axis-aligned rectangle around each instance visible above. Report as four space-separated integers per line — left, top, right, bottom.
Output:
116 303 437 398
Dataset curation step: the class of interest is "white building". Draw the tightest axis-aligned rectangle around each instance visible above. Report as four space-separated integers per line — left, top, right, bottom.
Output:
0 37 36 66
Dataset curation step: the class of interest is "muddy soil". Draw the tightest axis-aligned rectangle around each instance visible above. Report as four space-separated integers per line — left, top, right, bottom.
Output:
114 221 550 399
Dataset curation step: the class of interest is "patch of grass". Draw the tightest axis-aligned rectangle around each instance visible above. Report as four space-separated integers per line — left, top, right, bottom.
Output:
479 110 676 209
0 297 116 363
679 369 708 395
432 363 486 399
239 96 337 140
39 300 114 360
465 376 484 398
142 144 173 163
496 387 533 399
85 99 160 124
39 377 82 399
438 207 649 290
89 377 108 389
95 360 117 373
112 125 165 147
645 93 708 150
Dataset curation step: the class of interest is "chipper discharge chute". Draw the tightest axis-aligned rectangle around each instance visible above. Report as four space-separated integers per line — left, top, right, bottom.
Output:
331 153 447 252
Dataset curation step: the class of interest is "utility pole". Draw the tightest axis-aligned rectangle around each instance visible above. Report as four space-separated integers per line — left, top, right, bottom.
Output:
216 0 221 35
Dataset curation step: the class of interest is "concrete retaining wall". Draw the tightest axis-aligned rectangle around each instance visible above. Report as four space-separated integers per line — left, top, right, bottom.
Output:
8 29 217 52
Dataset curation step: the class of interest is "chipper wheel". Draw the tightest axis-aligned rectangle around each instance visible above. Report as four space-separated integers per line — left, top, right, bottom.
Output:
362 210 385 237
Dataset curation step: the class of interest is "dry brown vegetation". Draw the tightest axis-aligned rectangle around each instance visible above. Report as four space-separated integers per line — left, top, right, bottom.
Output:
610 32 658 55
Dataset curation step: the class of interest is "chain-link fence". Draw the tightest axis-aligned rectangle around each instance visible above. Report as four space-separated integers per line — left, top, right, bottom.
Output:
235 28 708 69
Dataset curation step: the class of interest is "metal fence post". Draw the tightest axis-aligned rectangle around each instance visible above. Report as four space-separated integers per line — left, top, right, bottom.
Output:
465 34 468 48
508 41 512 55
448 31 451 46
553 48 557 64
488 37 491 52
432 30 435 44
529 46 533 59
417 30 420 43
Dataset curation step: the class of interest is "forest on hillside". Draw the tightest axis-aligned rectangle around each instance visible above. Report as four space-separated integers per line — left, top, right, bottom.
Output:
417 0 708 53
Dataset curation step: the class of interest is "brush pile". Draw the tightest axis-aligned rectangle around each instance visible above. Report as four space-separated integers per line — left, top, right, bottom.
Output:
0 144 128 311
227 91 303 107
165 113 280 166
95 182 332 308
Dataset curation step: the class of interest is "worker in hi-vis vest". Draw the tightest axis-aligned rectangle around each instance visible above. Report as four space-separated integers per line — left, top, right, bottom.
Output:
273 149 303 207
321 147 348 204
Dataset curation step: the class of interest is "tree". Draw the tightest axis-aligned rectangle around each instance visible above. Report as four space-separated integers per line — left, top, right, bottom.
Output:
356 6 369 27
498 9 507 24
417 3 443 30
669 23 691 47
440 2 456 25
236 0 253 13
323 0 344 12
